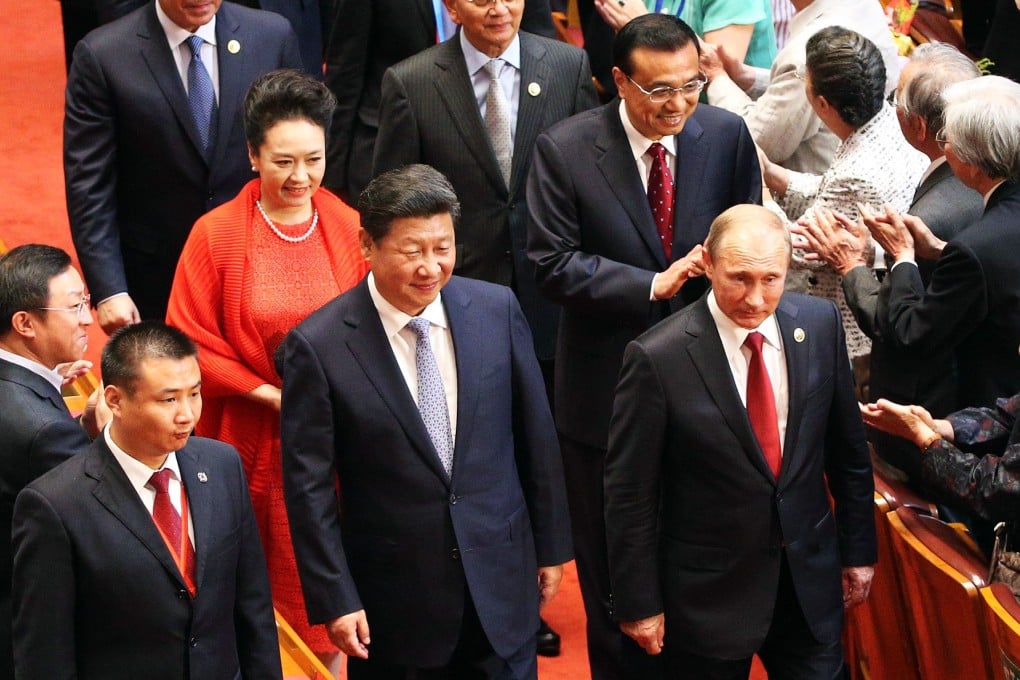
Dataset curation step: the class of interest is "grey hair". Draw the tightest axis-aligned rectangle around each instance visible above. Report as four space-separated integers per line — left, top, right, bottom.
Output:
901 42 980 132
943 75 1020 181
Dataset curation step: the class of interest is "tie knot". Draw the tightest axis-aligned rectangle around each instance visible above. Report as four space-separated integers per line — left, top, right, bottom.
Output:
185 35 204 59
484 59 504 79
647 142 668 162
407 317 431 339
149 468 174 494
743 331 766 354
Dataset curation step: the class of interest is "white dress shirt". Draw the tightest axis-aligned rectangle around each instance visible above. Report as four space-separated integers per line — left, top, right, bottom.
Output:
367 273 459 445
0 347 63 393
104 426 195 544
462 30 521 146
618 100 677 190
155 0 220 103
707 292 789 454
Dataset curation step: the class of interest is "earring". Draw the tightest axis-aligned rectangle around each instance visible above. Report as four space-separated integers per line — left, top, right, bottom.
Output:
251 165 257 172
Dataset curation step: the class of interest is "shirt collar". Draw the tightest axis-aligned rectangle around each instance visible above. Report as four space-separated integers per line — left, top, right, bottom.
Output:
104 424 182 493
461 30 520 76
0 347 64 393
984 179 1007 207
366 272 449 341
618 100 677 163
706 291 782 352
918 155 947 188
156 1 218 48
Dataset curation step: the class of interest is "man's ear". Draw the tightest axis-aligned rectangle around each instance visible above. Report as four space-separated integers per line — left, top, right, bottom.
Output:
359 228 374 262
9 311 37 340
104 383 124 418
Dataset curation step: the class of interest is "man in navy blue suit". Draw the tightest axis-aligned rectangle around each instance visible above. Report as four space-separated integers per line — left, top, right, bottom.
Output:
526 14 761 680
280 164 572 679
64 0 302 334
11 321 280 679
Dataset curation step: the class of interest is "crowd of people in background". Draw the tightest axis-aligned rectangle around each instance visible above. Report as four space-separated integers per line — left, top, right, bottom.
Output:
1 0 1019 678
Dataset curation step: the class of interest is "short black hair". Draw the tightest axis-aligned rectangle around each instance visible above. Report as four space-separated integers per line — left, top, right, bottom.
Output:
0 244 73 335
357 164 461 242
806 26 885 129
613 13 700 76
244 68 337 150
102 321 198 394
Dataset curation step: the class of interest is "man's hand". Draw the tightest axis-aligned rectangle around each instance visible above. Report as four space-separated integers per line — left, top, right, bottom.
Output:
593 0 645 31
325 610 371 659
653 244 704 300
620 613 665 655
791 208 872 276
96 295 140 335
699 41 726 82
538 564 564 607
842 565 875 609
902 214 946 261
859 398 936 448
246 384 282 412
81 382 111 439
858 203 914 262
56 359 93 386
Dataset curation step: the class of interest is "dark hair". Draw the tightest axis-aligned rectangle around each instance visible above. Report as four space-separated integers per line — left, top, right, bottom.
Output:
806 26 885 128
243 69 337 150
613 13 700 76
0 244 73 335
102 321 197 394
357 164 461 242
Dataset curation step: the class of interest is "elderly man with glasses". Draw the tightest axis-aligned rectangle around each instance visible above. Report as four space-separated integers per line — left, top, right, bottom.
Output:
527 13 760 680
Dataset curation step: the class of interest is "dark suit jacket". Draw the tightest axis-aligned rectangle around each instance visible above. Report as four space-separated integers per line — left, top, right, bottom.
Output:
372 33 597 360
278 276 572 667
604 294 877 658
527 101 762 448
64 1 302 321
879 180 1020 410
322 0 556 201
11 436 280 680
0 359 90 679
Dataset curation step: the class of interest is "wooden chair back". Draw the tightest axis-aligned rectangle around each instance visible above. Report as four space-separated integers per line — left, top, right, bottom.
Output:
276 608 334 680
981 582 1020 680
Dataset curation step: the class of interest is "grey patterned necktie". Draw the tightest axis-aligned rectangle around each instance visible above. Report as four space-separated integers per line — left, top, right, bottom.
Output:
406 317 454 475
185 35 217 155
484 58 512 187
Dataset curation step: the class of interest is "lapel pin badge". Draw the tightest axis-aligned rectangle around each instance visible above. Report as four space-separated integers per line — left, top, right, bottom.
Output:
227 40 241 55
793 328 806 343
197 472 208 483
528 82 541 97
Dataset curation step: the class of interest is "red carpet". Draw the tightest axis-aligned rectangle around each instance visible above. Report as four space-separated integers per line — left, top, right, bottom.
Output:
2 3 768 678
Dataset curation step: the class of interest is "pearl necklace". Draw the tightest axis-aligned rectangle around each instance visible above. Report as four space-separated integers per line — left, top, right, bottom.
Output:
256 200 318 243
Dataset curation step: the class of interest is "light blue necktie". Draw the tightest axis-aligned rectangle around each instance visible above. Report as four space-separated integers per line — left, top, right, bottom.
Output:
407 318 454 475
185 35 217 155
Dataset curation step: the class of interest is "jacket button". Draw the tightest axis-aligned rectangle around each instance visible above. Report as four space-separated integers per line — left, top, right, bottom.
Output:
449 493 457 505
451 548 460 560
189 636 198 647
177 589 187 599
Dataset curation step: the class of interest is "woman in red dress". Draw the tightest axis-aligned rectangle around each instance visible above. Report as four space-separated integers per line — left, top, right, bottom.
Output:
167 69 369 663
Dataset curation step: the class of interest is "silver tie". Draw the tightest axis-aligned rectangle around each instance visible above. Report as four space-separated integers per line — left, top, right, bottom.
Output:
406 317 454 475
484 59 513 187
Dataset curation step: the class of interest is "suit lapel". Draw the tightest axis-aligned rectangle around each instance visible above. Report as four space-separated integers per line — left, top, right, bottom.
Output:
685 299 778 484
442 280 481 483
595 104 668 269
433 41 507 195
0 359 69 415
672 115 708 255
510 34 547 195
343 283 452 485
911 161 951 206
210 5 245 171
137 5 207 159
87 440 188 591
176 446 211 588
774 298 807 482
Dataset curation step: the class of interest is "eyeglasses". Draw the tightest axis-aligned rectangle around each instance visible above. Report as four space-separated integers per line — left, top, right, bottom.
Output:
794 65 806 81
935 128 949 151
37 294 91 319
464 0 519 6
889 90 910 115
626 74 707 103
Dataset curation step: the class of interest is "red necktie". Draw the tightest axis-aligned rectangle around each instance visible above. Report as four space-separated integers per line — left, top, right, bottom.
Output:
149 469 196 592
647 142 675 261
744 332 782 478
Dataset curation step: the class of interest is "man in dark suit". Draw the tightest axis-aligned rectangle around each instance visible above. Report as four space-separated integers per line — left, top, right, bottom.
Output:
867 75 1020 413
322 0 556 202
793 42 983 484
11 321 280 679
605 205 876 679
372 0 597 384
0 245 106 679
279 165 572 679
525 14 761 679
64 0 302 334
